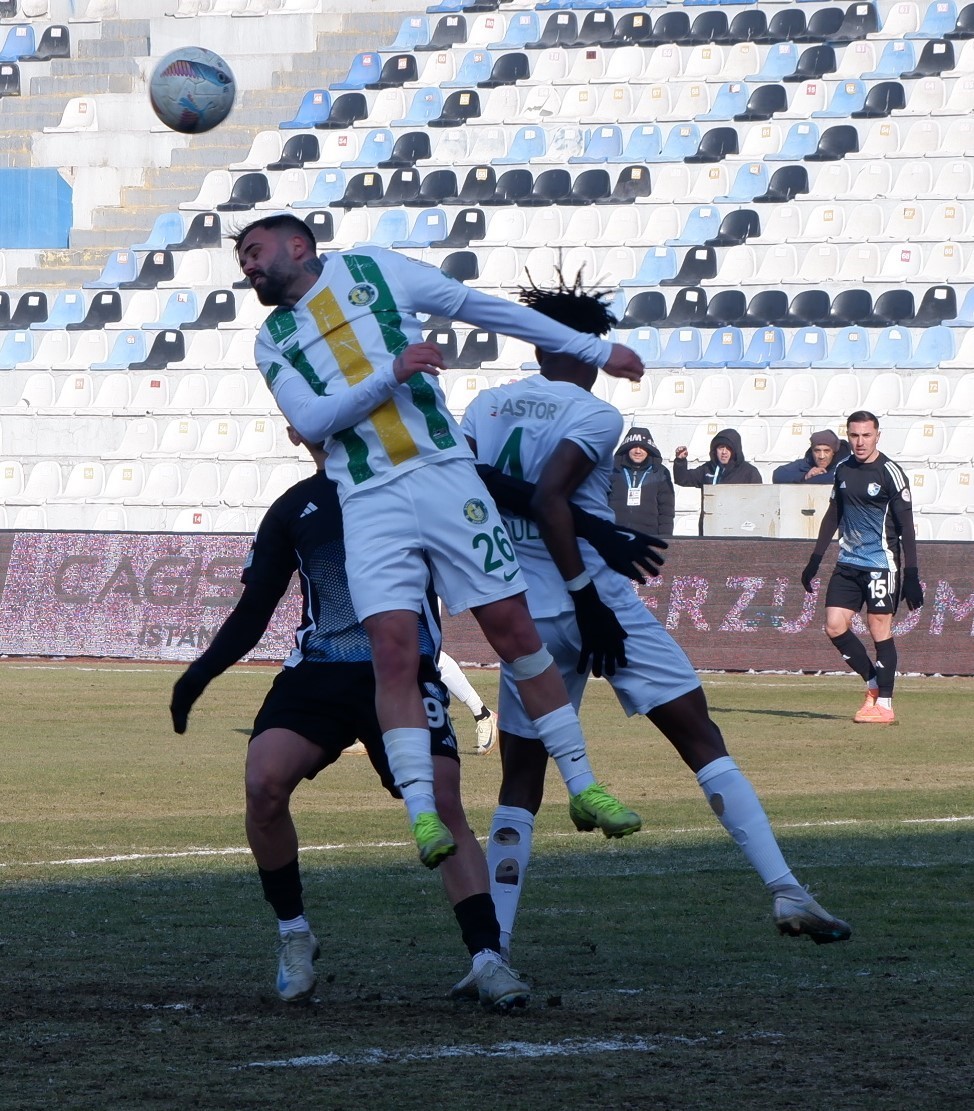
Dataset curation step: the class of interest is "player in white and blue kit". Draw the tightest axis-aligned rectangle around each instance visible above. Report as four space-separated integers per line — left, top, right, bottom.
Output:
802 411 924 724
233 214 644 872
461 275 851 969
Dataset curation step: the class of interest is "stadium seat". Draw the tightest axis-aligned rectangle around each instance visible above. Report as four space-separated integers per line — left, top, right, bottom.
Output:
766 121 819 161
7 460 61 504
0 25 35 63
686 326 745 368
805 372 861 419
644 327 703 369
946 1 974 37
0 61 19 98
698 81 750 120
666 205 721 247
661 286 710 327
620 246 678 287
702 290 747 328
731 327 786 368
775 326 829 369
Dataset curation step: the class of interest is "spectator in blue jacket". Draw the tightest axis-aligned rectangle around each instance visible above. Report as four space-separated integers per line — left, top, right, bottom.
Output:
772 429 848 485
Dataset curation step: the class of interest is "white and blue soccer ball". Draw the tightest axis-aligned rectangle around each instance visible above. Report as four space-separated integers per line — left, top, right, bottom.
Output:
149 46 236 134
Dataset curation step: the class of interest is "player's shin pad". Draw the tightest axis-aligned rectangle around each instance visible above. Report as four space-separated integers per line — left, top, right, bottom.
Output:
382 727 434 790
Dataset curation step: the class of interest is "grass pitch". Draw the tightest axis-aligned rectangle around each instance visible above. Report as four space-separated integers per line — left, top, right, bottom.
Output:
1 662 972 1110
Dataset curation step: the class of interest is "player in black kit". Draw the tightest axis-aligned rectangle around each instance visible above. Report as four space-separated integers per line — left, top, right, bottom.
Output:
801 411 924 724
169 428 529 1012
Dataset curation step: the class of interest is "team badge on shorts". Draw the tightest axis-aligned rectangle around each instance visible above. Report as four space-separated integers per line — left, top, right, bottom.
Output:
463 498 489 525
867 482 881 497
348 282 378 307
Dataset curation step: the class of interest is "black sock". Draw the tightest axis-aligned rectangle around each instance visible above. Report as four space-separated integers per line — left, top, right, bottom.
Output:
873 637 897 698
453 892 501 957
474 707 491 721
257 857 304 921
829 631 877 684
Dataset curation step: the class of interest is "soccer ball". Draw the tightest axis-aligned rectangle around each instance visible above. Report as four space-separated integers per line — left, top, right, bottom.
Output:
149 47 236 134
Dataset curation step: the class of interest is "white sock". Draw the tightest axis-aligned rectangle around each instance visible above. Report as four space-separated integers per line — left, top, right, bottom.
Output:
531 703 595 795
438 651 485 717
696 757 798 888
487 805 535 954
382 727 435 822
278 914 310 937
877 696 893 710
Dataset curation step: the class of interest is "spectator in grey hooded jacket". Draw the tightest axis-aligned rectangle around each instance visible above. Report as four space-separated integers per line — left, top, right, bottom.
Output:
608 426 675 538
772 429 848 485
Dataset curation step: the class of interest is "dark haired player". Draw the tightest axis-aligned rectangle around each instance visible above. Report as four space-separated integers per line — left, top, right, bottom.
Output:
169 428 529 1011
801 411 924 724
460 273 851 972
231 213 645 868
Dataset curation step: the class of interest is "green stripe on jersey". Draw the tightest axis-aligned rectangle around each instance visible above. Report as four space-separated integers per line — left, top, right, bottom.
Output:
344 253 456 453
266 309 298 345
333 427 374 485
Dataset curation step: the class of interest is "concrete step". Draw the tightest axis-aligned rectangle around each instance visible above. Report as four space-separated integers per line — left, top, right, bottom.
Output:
30 74 138 96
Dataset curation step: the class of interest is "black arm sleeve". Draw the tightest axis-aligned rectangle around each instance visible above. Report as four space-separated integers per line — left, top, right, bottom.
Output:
187 582 282 684
476 463 629 544
890 494 919 568
659 472 675 538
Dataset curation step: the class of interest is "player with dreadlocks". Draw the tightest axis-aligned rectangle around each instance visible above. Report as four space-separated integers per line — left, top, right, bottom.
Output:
458 271 852 982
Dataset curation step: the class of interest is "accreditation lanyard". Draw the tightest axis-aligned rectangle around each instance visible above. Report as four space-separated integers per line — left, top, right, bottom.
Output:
624 467 647 506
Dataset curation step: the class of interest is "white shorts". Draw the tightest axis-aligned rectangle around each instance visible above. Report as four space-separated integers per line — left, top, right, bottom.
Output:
498 572 701 739
341 457 527 621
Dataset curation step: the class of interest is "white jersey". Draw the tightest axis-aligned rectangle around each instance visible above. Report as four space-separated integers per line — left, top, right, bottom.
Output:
252 246 615 501
462 375 623 618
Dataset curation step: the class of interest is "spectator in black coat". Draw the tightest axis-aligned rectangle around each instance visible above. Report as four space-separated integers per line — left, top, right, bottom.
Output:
772 429 848 485
608 426 675 538
674 428 764 488
674 428 763 536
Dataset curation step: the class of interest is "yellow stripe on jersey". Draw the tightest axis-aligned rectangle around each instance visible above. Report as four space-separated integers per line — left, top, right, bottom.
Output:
307 286 418 466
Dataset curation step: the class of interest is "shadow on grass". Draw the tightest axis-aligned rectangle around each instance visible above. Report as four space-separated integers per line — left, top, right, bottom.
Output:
709 705 842 721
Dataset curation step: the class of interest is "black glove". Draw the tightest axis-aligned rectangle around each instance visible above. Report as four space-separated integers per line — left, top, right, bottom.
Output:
902 566 924 611
170 665 210 734
569 580 628 678
800 553 822 593
575 513 667 584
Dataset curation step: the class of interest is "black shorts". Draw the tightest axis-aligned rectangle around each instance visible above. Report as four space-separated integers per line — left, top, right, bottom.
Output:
250 658 459 798
825 563 900 616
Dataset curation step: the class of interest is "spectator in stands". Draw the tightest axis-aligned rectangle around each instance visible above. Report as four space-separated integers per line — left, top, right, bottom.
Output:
772 430 848 485
608 426 675 539
674 428 763 536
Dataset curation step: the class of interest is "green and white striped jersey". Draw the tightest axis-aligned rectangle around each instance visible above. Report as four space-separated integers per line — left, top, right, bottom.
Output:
253 246 615 498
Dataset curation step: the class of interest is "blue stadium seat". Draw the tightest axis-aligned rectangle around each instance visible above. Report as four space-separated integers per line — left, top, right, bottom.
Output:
488 11 539 49
766 121 820 161
389 15 431 51
279 89 331 129
0 25 34 62
774 326 828 368
31 289 85 331
130 211 184 252
698 81 750 121
341 128 394 168
657 123 701 162
862 39 916 79
90 329 147 371
714 161 769 202
856 326 913 368
747 42 799 82
944 285 974 326
666 206 722 246
732 326 786 368
83 250 139 289
393 87 444 127
906 0 958 37
142 290 198 330
623 327 662 365
899 325 955 368
569 125 623 164
393 207 449 247
619 246 678 286
443 49 494 87
686 326 744 368
643 326 703 369
493 125 547 163
291 169 346 209
331 52 382 91
0 329 33 369
607 124 662 163
367 209 411 248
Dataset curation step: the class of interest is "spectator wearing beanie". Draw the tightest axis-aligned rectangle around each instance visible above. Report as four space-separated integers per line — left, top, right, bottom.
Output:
608 426 675 538
772 429 848 484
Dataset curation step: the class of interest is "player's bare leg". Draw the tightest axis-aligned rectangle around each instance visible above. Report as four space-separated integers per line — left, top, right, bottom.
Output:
364 609 456 868
245 728 326 1002
473 592 640 838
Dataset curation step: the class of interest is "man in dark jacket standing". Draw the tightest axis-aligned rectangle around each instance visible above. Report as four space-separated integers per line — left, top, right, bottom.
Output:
772 429 848 485
608 426 675 538
674 428 763 488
